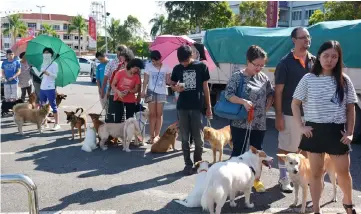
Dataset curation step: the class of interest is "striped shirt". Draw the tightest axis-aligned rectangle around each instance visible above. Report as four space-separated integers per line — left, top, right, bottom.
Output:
293 73 358 124
104 58 120 95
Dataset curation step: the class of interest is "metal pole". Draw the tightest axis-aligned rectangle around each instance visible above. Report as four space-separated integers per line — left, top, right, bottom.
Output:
1 174 39 214
104 1 108 54
36 5 45 34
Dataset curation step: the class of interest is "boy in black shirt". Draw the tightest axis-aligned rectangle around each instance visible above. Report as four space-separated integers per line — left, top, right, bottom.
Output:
171 45 212 175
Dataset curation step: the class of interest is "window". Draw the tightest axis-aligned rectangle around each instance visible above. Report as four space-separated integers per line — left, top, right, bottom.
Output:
74 35 79 40
78 58 87 63
292 11 302 21
28 23 36 28
305 9 316 20
63 34 70 40
2 23 9 28
4 43 10 48
74 45 79 50
53 25 60 30
63 24 68 30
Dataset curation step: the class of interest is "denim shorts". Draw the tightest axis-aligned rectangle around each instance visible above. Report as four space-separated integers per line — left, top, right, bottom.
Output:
146 89 167 103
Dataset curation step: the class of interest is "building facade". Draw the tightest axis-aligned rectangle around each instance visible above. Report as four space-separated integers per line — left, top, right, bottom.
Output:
1 13 91 54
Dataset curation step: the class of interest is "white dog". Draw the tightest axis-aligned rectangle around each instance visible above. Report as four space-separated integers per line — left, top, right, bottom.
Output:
122 117 143 152
134 110 149 145
81 127 97 152
175 161 210 207
201 146 273 214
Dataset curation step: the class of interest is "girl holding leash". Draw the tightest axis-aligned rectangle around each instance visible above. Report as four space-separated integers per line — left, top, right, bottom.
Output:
141 50 172 144
224 45 274 192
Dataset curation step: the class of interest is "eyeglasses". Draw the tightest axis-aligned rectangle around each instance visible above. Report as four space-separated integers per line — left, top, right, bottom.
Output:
296 35 311 40
250 61 265 69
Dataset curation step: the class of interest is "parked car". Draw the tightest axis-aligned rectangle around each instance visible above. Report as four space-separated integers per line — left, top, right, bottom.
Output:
78 57 96 76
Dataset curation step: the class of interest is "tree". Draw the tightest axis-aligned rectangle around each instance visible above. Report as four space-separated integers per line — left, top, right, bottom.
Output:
308 10 325 25
162 18 189 35
68 15 87 56
128 39 149 59
149 14 166 38
309 2 361 25
2 14 27 45
201 2 235 29
236 1 267 27
39 23 57 37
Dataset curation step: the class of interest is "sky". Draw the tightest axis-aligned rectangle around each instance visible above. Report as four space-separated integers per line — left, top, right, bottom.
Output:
1 0 166 39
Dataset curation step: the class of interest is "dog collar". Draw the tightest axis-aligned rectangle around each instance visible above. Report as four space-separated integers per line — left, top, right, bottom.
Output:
249 166 256 176
198 169 208 173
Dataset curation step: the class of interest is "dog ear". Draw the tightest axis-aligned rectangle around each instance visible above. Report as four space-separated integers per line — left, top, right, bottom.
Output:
297 154 306 159
250 146 258 154
276 154 287 160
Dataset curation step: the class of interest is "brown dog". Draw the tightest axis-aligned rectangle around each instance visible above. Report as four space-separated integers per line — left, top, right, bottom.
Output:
203 125 233 163
14 104 51 134
56 93 67 106
28 92 37 109
151 122 178 153
88 113 116 144
65 108 87 140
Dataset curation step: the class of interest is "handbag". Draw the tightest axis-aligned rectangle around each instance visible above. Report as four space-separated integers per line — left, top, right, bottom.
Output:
214 74 248 120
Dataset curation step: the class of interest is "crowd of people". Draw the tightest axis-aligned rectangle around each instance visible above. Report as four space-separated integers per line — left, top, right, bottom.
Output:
1 25 358 213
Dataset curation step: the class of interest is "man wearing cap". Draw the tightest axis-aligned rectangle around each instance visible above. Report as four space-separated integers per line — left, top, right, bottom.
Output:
1 49 21 101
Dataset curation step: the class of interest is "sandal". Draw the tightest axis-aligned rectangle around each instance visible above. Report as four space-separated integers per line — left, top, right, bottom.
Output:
343 204 356 214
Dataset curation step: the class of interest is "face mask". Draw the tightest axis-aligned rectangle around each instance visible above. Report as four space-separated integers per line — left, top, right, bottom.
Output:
43 53 52 64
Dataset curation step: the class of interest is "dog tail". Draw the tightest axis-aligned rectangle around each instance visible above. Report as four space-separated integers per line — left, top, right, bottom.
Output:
201 173 214 211
75 107 84 115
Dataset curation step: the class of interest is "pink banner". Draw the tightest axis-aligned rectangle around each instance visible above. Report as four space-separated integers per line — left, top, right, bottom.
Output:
267 1 279 28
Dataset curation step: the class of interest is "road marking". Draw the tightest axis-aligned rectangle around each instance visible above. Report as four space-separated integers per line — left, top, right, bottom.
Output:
0 211 117 214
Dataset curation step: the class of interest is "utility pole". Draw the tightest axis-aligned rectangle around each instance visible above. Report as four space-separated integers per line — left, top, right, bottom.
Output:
36 5 45 34
104 1 109 54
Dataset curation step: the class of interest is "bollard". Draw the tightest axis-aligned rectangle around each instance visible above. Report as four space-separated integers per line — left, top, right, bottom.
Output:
1 174 39 214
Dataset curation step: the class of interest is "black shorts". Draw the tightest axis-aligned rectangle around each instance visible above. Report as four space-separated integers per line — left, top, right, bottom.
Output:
230 125 265 157
299 122 351 155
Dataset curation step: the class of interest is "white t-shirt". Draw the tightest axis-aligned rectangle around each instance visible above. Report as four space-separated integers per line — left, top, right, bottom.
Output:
40 63 58 90
293 73 358 124
144 63 171 95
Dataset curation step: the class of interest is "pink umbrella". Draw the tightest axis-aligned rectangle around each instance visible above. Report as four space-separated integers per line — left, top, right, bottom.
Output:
11 36 35 56
150 35 217 71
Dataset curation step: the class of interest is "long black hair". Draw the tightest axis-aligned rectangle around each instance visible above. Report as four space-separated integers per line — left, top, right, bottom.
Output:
311 40 345 103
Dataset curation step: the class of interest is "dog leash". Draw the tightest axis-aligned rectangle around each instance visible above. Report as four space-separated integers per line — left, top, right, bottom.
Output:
241 107 254 154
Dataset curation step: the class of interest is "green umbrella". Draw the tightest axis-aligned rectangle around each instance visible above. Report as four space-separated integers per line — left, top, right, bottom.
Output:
25 35 80 87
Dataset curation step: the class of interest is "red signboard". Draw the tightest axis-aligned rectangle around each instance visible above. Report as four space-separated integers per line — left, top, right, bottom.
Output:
267 1 279 28
88 16 96 41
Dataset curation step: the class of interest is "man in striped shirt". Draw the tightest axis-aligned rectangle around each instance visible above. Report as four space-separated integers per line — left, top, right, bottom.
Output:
274 27 316 193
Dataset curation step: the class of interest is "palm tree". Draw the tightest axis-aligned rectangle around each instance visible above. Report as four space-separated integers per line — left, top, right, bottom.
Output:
2 14 27 45
106 18 121 53
39 24 57 37
67 15 87 56
149 14 165 39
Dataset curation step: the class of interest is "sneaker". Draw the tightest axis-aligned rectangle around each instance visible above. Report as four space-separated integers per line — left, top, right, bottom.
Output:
253 180 266 192
51 124 61 131
279 177 293 193
183 165 194 176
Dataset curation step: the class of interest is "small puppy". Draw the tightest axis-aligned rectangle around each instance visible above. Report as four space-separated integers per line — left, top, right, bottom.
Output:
201 146 273 214
28 92 37 109
88 113 104 133
203 125 233 163
65 108 87 140
81 127 97 152
175 160 210 207
14 104 51 134
56 93 67 106
1 99 24 116
277 153 337 213
151 122 178 153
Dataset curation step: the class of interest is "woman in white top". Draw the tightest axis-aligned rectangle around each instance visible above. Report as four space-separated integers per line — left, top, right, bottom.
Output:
141 50 171 144
292 41 358 214
37 47 60 131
